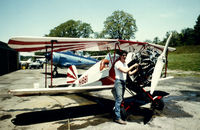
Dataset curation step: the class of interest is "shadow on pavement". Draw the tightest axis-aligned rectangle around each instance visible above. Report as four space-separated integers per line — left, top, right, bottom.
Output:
11 93 164 126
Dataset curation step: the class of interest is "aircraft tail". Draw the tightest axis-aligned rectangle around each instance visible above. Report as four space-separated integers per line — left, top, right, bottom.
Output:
66 65 78 84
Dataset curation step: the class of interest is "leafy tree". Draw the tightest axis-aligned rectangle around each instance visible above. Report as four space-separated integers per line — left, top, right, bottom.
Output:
159 28 192 47
79 23 94 38
162 30 182 46
159 15 200 46
93 32 105 38
144 39 152 43
46 20 93 38
194 15 200 45
159 31 171 46
153 37 160 44
180 28 195 45
102 10 137 40
160 31 177 46
170 31 182 46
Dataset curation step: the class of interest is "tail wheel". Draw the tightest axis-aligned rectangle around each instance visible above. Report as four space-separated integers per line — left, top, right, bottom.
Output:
52 70 58 78
151 99 164 110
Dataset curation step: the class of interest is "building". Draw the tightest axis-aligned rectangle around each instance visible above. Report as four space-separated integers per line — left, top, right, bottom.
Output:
0 41 19 76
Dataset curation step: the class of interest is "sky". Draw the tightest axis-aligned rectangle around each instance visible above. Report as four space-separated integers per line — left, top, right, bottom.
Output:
1 0 200 43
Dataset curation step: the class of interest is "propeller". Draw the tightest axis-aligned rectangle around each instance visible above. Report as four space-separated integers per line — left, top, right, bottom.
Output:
150 33 173 95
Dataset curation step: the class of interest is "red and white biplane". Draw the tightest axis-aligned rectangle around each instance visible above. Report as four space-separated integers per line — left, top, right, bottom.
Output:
8 34 175 115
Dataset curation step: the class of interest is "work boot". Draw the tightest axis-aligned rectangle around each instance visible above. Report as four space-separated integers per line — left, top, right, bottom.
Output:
114 119 127 125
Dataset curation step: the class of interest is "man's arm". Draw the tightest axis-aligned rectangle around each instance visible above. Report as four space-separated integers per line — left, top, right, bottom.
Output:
128 65 138 75
118 63 139 73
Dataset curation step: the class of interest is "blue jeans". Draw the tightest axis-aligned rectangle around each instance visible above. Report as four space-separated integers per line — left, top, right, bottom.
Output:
112 79 126 120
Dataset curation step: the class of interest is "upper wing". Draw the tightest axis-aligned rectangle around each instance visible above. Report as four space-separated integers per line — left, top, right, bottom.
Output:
8 36 119 52
8 36 151 52
118 40 176 52
8 36 175 52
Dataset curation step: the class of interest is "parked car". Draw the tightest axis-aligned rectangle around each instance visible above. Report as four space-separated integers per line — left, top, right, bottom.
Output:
29 60 43 69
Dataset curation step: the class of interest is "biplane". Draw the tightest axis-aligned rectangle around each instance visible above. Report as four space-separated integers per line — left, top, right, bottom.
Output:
8 34 175 120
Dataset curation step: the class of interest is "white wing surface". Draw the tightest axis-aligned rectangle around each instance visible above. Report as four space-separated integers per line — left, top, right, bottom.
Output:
9 85 114 96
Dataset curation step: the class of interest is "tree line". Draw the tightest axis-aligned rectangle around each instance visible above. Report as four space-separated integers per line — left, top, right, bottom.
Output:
45 10 200 47
153 14 200 47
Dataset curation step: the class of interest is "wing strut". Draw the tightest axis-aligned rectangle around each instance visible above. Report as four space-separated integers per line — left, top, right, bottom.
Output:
45 46 48 88
50 40 57 87
164 50 169 77
113 42 121 64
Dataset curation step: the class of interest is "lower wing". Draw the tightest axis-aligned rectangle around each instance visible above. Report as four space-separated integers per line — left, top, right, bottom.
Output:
9 85 114 96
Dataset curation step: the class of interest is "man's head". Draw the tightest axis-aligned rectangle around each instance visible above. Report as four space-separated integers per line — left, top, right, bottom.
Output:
118 50 127 62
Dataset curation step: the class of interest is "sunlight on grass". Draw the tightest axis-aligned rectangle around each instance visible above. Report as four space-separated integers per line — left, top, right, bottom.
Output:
167 45 200 72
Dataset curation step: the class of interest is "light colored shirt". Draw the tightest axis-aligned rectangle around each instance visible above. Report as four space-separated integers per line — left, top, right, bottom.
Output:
114 60 128 81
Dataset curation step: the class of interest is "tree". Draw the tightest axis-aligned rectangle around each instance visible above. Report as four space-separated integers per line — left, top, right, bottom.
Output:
144 39 152 43
93 32 105 38
170 30 182 46
164 30 182 46
155 15 200 47
46 20 93 38
153 37 160 44
79 23 94 38
194 15 200 45
160 31 182 46
180 28 195 45
102 10 137 40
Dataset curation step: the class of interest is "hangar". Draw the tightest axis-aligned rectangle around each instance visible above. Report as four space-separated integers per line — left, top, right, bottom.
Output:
0 41 19 76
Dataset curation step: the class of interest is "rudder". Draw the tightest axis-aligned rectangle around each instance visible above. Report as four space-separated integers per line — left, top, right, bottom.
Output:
66 65 78 84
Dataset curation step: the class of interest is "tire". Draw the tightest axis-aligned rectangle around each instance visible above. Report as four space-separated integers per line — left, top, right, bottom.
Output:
151 99 164 110
52 70 58 78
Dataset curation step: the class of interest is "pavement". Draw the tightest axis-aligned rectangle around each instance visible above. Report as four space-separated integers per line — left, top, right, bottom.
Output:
0 68 200 130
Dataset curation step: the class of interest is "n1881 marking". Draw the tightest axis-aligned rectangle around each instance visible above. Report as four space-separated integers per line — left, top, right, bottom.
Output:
79 75 88 85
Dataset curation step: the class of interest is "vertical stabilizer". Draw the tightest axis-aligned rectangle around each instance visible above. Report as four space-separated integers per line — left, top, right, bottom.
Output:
66 65 78 84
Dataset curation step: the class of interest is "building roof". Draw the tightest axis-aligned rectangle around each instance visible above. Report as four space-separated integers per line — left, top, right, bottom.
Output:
0 41 16 51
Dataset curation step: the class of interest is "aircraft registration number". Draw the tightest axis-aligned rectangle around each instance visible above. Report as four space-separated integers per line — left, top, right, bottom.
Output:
79 75 88 85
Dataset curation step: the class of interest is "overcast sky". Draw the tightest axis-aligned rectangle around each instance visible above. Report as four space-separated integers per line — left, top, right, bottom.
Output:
1 0 200 43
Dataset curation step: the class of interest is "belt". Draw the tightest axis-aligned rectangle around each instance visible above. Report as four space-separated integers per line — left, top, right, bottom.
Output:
116 79 126 83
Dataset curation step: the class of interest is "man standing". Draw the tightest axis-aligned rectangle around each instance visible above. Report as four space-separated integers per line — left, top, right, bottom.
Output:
112 50 138 125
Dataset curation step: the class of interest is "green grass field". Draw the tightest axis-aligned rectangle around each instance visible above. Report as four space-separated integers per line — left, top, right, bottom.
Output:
168 45 200 72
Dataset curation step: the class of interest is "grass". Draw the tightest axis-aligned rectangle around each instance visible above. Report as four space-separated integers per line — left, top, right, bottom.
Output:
168 45 200 72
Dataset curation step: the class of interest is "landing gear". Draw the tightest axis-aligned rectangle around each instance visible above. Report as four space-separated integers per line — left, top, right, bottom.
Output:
114 90 166 124
52 66 58 77
151 98 164 110
52 70 58 78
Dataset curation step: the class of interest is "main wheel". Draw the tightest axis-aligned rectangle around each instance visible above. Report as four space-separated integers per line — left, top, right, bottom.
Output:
151 99 164 110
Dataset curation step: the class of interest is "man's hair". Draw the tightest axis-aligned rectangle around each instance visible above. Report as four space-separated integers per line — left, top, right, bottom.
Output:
117 50 128 56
